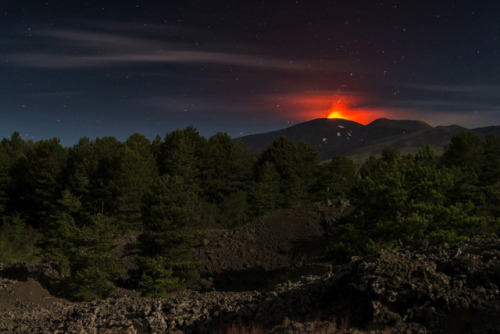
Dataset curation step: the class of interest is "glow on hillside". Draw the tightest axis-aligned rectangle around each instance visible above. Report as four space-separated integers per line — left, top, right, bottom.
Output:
325 92 371 124
327 85 349 120
268 89 389 124
327 98 350 120
322 85 393 124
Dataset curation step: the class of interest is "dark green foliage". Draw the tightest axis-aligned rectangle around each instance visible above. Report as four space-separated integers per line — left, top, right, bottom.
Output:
9 138 67 226
39 190 82 275
151 134 162 160
441 132 500 216
481 135 500 185
64 214 121 301
311 155 358 202
139 175 200 288
248 161 281 217
199 133 253 226
63 137 98 215
328 143 500 263
257 136 318 208
441 131 484 174
0 147 9 215
87 136 123 215
216 191 249 228
63 136 125 219
141 175 199 236
0 131 32 216
138 256 180 297
326 228 379 262
158 126 207 181
39 191 120 300
200 133 253 201
0 214 40 263
1 132 32 163
113 134 158 230
2 128 500 299
61 136 122 218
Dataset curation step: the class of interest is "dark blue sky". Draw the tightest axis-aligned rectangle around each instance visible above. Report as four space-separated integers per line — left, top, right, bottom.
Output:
1 1 499 145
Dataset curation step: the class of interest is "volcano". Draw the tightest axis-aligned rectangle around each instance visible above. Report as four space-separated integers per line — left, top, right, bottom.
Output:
236 118 500 161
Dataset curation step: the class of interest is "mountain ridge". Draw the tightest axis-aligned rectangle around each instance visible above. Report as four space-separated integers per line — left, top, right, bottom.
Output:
236 118 500 160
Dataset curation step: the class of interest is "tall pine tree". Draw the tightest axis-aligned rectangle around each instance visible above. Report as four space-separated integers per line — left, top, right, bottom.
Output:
113 133 158 230
138 175 200 292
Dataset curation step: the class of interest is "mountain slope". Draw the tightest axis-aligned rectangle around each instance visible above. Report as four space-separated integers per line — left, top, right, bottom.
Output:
236 118 499 160
346 124 469 161
237 118 365 154
472 125 500 137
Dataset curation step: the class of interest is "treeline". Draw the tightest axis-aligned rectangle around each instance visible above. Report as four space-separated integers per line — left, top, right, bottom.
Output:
1 129 499 300
0 128 328 299
329 132 500 262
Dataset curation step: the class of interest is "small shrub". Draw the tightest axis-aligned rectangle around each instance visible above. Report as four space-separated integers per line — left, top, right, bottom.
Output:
139 256 180 298
0 214 40 263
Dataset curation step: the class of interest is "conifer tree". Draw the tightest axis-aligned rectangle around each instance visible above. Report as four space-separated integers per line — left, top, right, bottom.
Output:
248 161 280 217
0 148 9 216
9 138 67 226
311 155 357 202
257 136 318 208
113 133 158 230
138 175 200 292
40 190 121 300
65 213 120 301
40 189 81 276
158 127 206 183
199 133 253 226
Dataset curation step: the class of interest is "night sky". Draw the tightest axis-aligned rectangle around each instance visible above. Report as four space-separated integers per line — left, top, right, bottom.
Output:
1 1 499 145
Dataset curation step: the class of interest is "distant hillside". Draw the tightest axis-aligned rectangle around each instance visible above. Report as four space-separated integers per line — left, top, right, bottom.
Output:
236 118 500 160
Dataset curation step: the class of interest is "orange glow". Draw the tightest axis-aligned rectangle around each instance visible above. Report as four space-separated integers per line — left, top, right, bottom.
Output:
322 90 383 124
327 95 350 120
265 90 391 125
327 104 385 124
327 110 345 119
326 85 349 120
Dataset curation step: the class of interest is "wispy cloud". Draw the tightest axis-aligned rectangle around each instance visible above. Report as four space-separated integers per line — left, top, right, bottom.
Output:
5 27 348 71
9 51 329 70
129 95 257 115
406 83 500 98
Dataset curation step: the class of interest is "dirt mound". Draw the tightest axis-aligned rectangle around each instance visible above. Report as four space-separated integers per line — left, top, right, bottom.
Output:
193 200 352 290
0 262 61 287
195 200 353 274
0 278 70 332
0 278 55 308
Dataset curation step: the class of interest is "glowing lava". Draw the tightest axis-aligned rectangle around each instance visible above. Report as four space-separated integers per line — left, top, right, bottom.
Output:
327 111 345 119
278 86 389 125
327 109 348 120
327 98 351 119
327 85 350 120
323 85 382 124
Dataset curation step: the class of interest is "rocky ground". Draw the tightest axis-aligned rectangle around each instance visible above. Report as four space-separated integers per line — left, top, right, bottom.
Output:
2 237 500 333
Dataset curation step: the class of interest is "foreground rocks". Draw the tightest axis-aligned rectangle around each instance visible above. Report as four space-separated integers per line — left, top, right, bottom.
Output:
2 238 500 333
